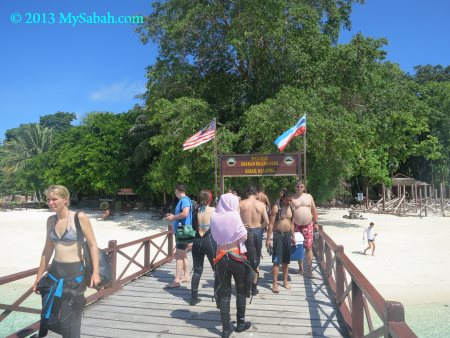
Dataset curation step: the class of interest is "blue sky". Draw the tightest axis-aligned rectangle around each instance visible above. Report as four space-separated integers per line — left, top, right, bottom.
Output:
1 0 450 141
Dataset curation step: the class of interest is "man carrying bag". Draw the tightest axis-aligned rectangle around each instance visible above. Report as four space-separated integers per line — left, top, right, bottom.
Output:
164 182 193 288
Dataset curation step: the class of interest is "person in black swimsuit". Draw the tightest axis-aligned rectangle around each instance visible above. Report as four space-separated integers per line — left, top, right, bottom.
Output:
190 190 218 305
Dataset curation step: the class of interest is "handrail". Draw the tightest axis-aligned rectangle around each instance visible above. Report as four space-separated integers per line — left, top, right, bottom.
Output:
1 226 175 338
314 226 417 338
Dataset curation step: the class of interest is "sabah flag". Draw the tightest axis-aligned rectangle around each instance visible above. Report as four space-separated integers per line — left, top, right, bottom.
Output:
183 119 216 150
274 115 306 152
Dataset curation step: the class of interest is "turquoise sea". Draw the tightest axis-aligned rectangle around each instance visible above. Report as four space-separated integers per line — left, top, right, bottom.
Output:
0 284 40 337
406 303 450 338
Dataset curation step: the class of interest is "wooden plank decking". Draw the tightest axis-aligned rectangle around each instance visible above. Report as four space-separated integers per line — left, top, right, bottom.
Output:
52 253 348 337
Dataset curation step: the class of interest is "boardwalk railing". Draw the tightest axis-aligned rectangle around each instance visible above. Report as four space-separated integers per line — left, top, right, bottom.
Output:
0 229 174 338
314 226 417 338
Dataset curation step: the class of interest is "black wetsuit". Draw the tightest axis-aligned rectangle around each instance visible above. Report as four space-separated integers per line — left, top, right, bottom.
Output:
37 261 86 338
215 252 253 333
191 228 217 296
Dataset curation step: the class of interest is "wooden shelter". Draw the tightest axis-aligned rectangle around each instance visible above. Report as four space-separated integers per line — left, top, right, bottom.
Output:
365 174 448 216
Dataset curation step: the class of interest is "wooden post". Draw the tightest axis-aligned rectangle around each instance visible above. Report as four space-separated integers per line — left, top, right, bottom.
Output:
424 187 428 217
382 184 386 211
220 155 225 198
303 133 307 191
108 240 118 287
384 301 406 338
213 119 219 199
403 185 406 212
414 183 418 212
351 280 364 337
335 245 345 305
365 184 369 210
144 239 150 269
168 224 174 258
419 189 423 218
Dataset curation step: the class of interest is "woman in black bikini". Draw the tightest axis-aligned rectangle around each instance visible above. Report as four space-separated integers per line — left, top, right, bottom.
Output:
32 185 100 338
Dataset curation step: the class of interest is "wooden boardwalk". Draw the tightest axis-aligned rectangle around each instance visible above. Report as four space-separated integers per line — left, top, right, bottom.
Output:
52 253 348 337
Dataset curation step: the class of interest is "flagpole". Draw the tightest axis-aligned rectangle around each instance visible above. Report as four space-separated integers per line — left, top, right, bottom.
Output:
213 118 219 200
303 124 307 192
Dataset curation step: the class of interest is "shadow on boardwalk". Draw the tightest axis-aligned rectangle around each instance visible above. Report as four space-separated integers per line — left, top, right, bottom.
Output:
49 250 348 337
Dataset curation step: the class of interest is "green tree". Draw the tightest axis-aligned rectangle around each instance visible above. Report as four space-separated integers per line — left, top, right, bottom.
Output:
143 97 223 195
44 112 133 195
40 112 77 133
0 124 53 199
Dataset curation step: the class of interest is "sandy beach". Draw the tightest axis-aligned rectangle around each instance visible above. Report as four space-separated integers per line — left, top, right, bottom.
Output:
318 208 450 306
1 207 449 306
0 208 168 279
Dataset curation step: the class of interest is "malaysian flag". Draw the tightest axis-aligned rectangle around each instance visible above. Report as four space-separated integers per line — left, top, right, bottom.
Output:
183 119 216 150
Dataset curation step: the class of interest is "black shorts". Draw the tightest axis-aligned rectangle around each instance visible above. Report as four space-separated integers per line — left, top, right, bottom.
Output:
272 231 291 265
176 243 189 250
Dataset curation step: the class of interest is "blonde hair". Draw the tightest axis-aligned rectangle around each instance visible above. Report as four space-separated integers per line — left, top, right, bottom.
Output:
46 185 71 206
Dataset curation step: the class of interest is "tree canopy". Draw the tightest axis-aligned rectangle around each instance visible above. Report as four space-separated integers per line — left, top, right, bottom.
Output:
1 0 448 203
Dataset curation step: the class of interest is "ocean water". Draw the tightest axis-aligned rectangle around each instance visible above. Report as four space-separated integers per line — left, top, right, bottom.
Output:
406 303 450 338
0 284 40 337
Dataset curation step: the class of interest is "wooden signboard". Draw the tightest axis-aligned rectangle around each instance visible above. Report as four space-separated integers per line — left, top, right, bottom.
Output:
220 153 303 193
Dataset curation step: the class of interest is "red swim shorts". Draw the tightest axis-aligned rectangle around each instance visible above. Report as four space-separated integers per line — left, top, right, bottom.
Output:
294 221 314 249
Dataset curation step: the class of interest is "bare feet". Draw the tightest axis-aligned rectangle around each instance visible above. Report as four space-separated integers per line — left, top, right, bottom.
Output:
272 285 280 293
305 271 314 279
181 276 191 283
165 281 181 288
282 283 291 289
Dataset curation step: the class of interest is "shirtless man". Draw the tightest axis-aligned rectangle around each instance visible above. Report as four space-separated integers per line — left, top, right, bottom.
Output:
292 180 319 277
266 191 295 293
240 186 269 295
256 185 271 216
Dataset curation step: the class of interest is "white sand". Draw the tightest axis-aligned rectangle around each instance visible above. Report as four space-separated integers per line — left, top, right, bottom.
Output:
318 208 450 305
1 208 449 306
0 209 169 281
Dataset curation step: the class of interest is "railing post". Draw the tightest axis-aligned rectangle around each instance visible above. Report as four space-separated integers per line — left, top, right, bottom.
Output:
315 225 324 262
167 224 174 258
108 240 117 287
335 245 345 304
351 280 364 338
325 243 332 275
384 301 405 338
144 239 150 269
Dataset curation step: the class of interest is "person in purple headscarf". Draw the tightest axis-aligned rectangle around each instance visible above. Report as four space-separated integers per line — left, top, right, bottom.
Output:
211 193 252 338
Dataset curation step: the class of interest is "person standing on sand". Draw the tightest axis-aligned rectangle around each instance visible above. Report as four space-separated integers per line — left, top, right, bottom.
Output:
363 222 378 256
292 180 319 277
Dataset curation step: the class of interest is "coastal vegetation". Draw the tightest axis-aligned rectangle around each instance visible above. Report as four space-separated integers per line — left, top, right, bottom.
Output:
0 0 448 203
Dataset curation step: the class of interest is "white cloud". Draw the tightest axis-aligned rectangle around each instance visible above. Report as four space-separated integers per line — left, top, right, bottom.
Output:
89 80 146 102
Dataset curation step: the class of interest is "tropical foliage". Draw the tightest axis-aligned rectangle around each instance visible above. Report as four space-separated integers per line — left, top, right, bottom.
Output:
1 0 448 203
